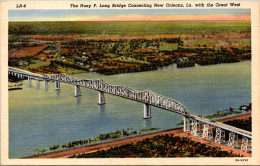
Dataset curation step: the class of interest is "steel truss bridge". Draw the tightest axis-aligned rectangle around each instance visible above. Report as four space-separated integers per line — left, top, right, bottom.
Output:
8 67 252 154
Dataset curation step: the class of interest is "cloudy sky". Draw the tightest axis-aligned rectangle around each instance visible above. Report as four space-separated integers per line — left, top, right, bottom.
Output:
9 9 250 21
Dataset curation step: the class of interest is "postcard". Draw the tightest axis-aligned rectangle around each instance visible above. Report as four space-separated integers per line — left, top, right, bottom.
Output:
1 0 260 165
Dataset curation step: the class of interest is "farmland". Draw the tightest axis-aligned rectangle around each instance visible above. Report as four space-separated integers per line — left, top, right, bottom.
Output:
9 21 250 36
8 21 251 75
8 46 47 59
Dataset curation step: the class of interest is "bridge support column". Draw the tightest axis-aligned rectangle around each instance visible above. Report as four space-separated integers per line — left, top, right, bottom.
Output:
28 77 32 85
202 123 213 140
55 81 60 90
143 103 151 119
228 132 238 148
36 79 40 88
215 127 225 144
98 91 105 105
183 116 190 132
74 85 81 97
191 119 198 136
44 79 48 88
241 136 251 153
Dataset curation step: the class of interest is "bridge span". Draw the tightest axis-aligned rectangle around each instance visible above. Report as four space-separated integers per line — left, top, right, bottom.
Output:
8 67 252 154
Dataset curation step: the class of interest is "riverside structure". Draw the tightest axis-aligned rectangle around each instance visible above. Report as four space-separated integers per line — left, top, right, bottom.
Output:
8 67 252 154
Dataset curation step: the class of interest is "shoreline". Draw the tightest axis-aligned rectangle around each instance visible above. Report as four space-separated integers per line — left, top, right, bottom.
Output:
10 61 251 76
27 113 251 158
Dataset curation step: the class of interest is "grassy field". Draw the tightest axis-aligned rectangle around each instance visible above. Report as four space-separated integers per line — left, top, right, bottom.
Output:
186 39 219 46
232 39 251 46
114 56 150 64
8 46 47 59
9 21 251 36
159 42 178 51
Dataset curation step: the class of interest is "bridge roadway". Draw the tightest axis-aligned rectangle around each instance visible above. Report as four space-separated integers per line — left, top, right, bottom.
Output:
8 67 252 153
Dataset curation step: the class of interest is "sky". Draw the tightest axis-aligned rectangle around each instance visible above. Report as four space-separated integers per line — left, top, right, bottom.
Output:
9 9 251 21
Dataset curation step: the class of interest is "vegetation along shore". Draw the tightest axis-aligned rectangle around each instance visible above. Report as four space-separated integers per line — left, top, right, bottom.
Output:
33 128 159 155
28 113 251 158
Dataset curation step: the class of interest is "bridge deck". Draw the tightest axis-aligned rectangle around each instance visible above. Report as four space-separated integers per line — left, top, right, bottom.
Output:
190 114 251 138
8 67 252 139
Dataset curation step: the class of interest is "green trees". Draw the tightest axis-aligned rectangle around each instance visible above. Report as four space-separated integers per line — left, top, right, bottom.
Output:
33 128 159 155
72 134 240 158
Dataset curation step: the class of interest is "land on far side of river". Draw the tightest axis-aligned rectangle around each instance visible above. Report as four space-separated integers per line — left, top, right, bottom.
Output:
8 21 251 75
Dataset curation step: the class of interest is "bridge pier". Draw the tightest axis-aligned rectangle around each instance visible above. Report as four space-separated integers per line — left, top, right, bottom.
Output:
55 81 60 90
215 127 225 144
44 79 48 88
228 132 238 148
143 103 151 119
74 85 81 97
98 91 106 105
36 79 40 89
241 136 251 153
202 123 213 140
191 119 199 136
183 116 191 132
28 77 32 85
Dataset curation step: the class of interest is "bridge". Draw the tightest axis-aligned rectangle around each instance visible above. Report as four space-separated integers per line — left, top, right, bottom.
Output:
8 67 252 154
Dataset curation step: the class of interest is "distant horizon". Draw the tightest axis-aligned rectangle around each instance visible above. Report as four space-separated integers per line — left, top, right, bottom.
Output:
9 20 251 22
9 9 251 22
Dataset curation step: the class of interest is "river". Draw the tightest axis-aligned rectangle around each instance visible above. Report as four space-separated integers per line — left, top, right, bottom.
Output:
9 62 251 158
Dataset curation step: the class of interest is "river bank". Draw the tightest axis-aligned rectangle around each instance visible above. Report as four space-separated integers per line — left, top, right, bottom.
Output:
27 113 251 158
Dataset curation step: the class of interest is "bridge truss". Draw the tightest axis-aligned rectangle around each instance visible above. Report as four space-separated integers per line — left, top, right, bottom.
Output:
8 67 252 154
